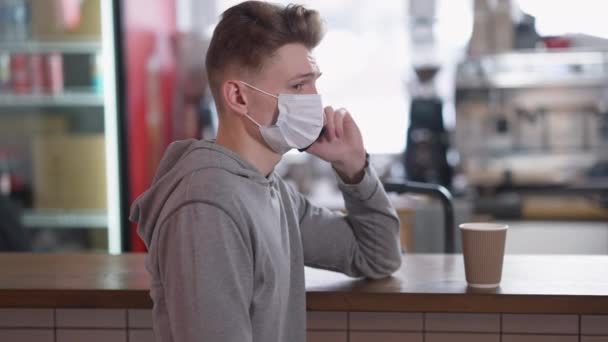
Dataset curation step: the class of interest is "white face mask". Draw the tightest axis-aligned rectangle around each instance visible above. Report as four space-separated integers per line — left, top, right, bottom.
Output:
240 81 324 154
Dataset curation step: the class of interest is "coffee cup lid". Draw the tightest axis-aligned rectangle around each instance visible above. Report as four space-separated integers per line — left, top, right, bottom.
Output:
459 223 508 231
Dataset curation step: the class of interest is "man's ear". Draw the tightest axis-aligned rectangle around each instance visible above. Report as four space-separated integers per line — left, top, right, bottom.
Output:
223 80 248 116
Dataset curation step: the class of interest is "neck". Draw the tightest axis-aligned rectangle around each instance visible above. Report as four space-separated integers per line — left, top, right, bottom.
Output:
216 116 281 177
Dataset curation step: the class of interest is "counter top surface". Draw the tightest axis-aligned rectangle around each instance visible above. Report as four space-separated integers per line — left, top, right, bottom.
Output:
1 253 607 313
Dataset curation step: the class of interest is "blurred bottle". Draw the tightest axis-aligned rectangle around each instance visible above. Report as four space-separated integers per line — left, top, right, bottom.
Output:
0 0 30 41
514 14 540 49
11 0 30 41
43 53 64 95
494 0 514 53
9 53 30 94
0 151 10 198
0 149 32 208
30 53 44 94
0 53 10 92
469 0 493 56
91 53 103 94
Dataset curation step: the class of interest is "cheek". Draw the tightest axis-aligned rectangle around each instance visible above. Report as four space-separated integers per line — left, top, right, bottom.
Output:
250 97 279 124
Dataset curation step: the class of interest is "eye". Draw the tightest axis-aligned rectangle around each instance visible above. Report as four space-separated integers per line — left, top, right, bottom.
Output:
292 83 304 91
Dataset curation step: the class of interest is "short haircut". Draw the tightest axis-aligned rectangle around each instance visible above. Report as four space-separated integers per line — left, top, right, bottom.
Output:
205 1 324 106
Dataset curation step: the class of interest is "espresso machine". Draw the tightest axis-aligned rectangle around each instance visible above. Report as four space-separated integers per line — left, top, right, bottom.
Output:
455 50 608 219
404 68 452 188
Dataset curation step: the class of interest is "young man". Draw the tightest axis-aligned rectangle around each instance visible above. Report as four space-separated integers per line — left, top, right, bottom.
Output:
130 1 401 341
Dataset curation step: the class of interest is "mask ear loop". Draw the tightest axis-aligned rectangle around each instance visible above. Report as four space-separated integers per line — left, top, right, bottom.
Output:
242 112 263 128
239 81 280 128
239 81 279 99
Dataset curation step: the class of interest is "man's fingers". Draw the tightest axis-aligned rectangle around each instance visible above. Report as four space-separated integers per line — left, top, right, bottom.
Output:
342 110 360 138
335 108 346 139
324 106 336 141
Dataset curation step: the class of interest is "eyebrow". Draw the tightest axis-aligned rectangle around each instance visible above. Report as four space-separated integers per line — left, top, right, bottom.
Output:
290 71 322 81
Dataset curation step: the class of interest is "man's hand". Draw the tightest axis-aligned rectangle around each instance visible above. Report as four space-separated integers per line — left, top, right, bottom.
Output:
307 106 366 184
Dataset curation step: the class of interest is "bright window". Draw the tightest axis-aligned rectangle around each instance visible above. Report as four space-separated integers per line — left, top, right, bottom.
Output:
517 0 608 38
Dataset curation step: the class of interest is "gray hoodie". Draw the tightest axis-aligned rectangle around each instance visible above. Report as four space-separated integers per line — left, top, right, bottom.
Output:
130 139 401 342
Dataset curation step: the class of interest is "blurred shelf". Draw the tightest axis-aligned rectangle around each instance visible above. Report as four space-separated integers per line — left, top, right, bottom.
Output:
0 92 104 107
22 210 107 229
0 41 101 54
456 76 608 89
456 49 608 89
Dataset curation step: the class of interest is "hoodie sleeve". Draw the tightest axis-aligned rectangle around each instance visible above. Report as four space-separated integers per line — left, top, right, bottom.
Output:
294 165 402 279
157 202 253 342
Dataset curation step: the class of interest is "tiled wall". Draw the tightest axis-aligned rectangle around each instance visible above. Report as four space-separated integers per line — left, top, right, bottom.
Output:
0 309 152 342
1 309 607 341
307 312 608 342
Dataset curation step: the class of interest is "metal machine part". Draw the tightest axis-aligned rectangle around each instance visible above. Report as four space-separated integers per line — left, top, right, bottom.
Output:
383 180 455 253
455 50 608 218
455 50 608 189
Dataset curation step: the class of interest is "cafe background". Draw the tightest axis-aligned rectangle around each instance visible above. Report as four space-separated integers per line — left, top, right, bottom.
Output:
0 0 607 255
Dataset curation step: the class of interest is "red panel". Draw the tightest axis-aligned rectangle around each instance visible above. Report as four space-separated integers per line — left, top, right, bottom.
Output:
123 0 176 252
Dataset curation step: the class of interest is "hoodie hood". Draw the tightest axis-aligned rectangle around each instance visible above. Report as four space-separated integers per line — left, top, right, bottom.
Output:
129 139 269 248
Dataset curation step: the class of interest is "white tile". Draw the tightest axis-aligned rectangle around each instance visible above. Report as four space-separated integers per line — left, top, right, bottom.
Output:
350 312 422 331
128 309 152 328
0 329 54 342
350 332 422 342
307 331 347 342
57 329 127 342
307 311 347 330
0 309 54 328
582 315 608 335
56 309 126 328
425 313 500 333
129 329 155 342
502 335 578 342
426 333 500 342
502 314 578 334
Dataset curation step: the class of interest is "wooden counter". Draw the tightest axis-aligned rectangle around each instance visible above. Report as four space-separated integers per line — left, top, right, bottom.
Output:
306 254 608 314
1 253 607 314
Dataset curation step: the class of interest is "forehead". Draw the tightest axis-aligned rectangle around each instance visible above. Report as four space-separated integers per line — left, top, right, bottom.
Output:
262 43 319 79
